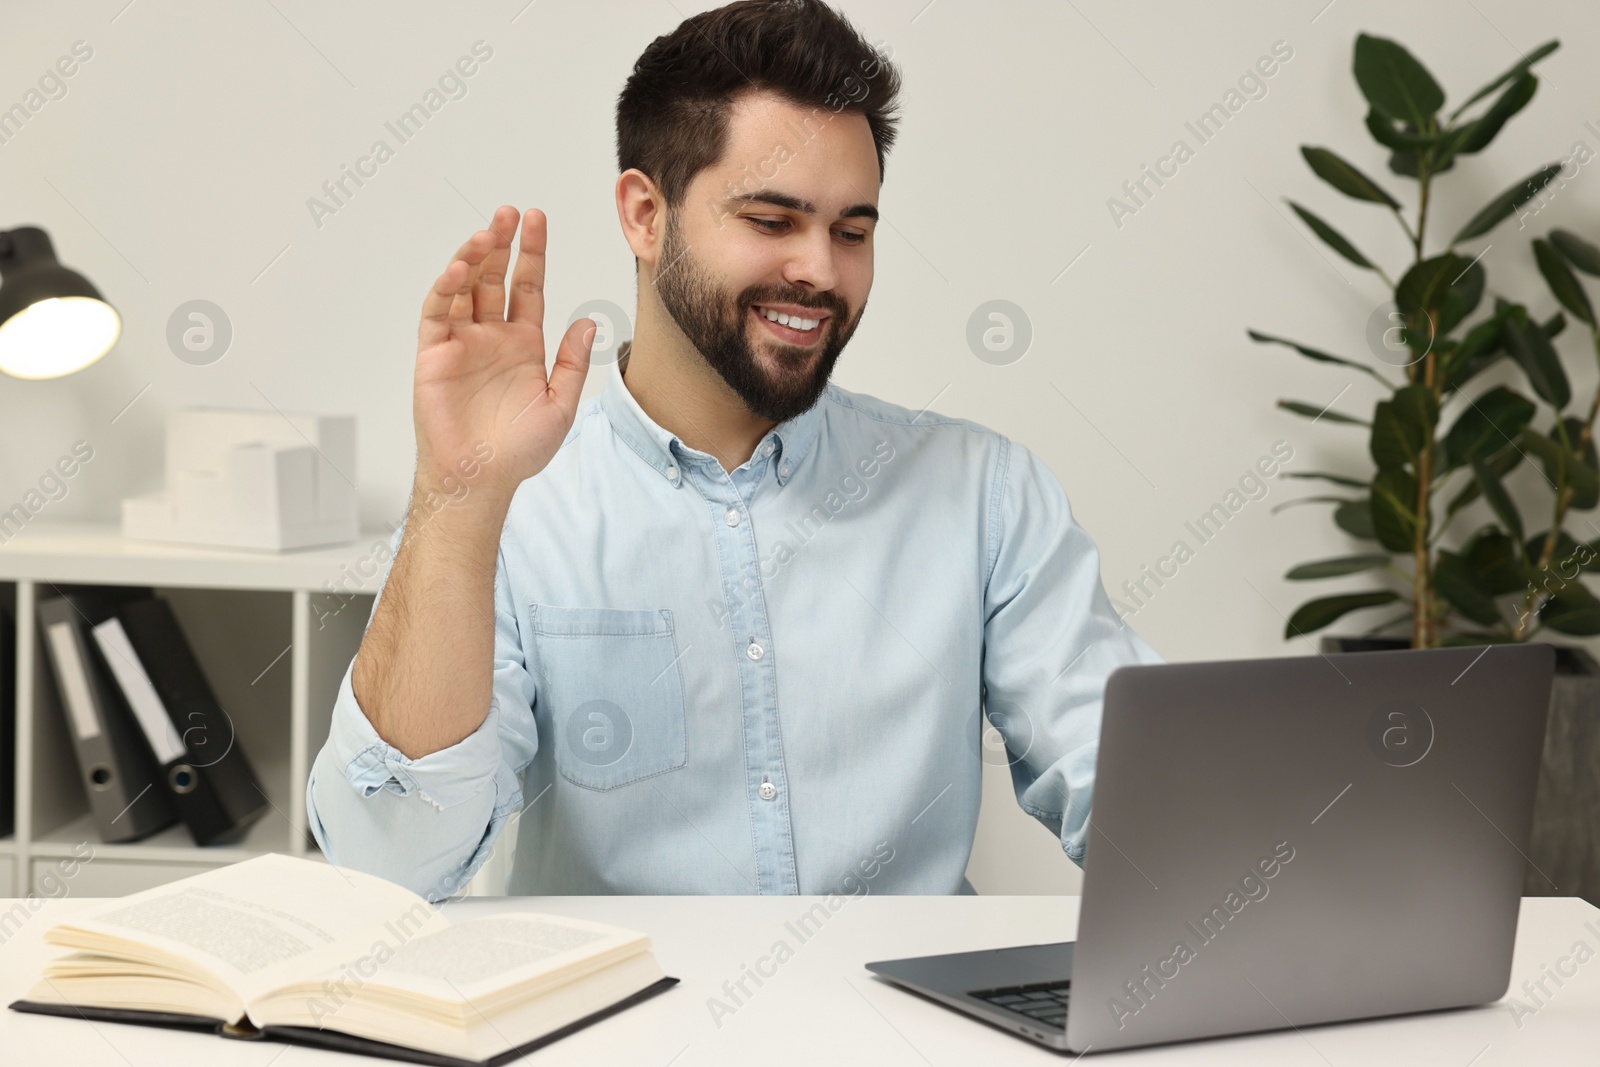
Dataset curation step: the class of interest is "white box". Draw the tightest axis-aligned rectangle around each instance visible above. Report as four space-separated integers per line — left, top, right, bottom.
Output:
121 408 358 552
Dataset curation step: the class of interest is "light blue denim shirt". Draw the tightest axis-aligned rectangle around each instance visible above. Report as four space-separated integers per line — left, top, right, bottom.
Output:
307 351 1164 900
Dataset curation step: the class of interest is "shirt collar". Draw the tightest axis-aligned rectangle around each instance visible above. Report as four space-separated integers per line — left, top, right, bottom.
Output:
600 346 826 488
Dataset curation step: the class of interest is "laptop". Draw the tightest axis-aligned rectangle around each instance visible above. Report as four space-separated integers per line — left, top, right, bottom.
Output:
866 643 1556 1054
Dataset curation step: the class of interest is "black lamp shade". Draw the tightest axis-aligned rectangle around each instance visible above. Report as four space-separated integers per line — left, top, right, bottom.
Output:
0 225 120 379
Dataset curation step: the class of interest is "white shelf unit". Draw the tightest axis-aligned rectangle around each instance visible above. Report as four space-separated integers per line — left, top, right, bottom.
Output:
0 520 384 897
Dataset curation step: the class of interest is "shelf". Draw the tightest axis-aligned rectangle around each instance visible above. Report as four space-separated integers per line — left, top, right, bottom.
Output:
0 520 396 592
1 561 372 896
32 812 306 865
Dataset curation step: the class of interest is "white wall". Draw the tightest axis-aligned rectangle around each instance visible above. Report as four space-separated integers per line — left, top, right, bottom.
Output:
3 0 1597 895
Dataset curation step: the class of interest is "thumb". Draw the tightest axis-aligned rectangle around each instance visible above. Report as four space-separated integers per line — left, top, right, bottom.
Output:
547 317 596 420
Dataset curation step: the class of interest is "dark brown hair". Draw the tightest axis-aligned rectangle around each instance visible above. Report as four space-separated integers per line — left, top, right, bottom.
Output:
615 0 902 213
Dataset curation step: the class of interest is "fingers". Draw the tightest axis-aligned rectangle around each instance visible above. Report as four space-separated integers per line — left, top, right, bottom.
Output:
418 259 468 349
547 317 596 418
418 229 495 348
506 209 548 327
473 205 520 322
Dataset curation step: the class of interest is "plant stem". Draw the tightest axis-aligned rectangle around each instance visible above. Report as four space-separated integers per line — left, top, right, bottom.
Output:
1413 179 1430 260
1414 330 1437 648
1511 321 1600 638
1390 207 1418 251
1411 168 1437 648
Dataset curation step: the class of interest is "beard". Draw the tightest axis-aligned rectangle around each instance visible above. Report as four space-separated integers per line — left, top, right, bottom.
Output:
652 211 861 423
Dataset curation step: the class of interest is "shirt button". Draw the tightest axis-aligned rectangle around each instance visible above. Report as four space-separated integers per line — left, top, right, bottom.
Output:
666 465 679 483
778 463 790 479
758 780 778 801
762 440 775 457
746 640 764 660
725 507 740 527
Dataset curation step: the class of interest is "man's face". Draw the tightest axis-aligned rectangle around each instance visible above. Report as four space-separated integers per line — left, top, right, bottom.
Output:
651 90 878 423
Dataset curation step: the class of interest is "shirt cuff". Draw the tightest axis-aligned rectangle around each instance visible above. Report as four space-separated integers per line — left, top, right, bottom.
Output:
328 663 511 813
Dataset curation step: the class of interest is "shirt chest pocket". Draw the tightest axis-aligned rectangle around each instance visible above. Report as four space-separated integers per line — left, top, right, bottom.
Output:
529 604 689 791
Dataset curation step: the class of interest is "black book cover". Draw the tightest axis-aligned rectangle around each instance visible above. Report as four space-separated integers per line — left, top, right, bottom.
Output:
109 596 268 846
9 974 681 1066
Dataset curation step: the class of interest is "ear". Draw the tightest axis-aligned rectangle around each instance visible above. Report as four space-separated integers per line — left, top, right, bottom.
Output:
616 169 665 262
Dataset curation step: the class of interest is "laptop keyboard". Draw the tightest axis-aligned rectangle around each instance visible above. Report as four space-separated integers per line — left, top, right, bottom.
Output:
967 980 1072 1030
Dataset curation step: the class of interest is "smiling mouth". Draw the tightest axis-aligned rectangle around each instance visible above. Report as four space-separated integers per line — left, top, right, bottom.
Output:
751 304 828 346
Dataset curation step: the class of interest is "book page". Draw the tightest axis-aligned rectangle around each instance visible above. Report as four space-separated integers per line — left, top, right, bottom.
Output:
49 854 448 1004
317 914 648 1003
390 917 610 984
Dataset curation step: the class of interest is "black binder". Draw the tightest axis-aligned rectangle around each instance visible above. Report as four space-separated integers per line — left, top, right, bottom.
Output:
91 596 268 846
0 602 15 839
36 587 177 843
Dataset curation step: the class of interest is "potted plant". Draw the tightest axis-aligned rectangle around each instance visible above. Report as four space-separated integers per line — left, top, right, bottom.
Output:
1248 32 1598 904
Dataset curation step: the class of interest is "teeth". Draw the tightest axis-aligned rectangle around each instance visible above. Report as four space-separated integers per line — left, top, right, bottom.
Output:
756 306 819 331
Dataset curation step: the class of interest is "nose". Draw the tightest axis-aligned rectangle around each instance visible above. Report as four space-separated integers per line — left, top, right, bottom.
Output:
781 226 841 294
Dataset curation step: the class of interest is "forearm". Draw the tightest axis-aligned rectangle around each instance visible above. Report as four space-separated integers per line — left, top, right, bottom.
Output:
352 477 513 758
306 719 504 900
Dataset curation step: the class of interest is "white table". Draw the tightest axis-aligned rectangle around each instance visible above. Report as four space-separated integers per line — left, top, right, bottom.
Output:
1 895 1596 1064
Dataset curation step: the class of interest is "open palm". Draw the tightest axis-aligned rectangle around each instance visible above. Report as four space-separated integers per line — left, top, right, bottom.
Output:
413 206 595 495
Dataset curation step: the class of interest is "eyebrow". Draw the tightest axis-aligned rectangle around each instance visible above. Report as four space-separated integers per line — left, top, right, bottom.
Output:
727 191 879 222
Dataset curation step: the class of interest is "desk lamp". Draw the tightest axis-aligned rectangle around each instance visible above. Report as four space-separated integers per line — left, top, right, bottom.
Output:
0 225 120 380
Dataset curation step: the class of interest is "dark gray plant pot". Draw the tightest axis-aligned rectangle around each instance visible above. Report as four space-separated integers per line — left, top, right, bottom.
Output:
1321 635 1600 907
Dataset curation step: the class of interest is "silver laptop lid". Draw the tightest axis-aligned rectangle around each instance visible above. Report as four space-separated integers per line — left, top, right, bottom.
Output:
1066 643 1555 1053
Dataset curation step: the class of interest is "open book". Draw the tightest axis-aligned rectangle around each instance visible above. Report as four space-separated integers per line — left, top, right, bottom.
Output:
9 853 677 1066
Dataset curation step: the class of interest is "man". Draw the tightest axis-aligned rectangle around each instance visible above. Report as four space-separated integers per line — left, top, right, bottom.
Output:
307 0 1162 901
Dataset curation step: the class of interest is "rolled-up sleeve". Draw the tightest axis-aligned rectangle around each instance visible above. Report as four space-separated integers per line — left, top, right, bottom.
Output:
980 438 1166 867
306 521 539 901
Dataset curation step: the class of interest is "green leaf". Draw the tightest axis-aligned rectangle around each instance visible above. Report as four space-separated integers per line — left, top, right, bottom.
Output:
1249 330 1391 384
1286 553 1394 580
1442 386 1536 468
1550 228 1600 276
1521 426 1600 511
1388 147 1456 178
1269 495 1355 514
1278 399 1370 426
1371 468 1420 552
1472 456 1523 544
1445 445 1522 518
1285 590 1402 638
1449 40 1559 121
1370 385 1439 472
1501 307 1571 409
1544 309 1569 342
1559 416 1600 509
1541 590 1600 635
1302 146 1401 208
1395 254 1485 341
1434 550 1504 626
1451 73 1538 156
1335 499 1378 540
1353 34 1445 129
1525 530 1590 593
1365 108 1433 150
1463 529 1532 595
1441 310 1509 393
1284 471 1371 489
1287 201 1377 270
1534 237 1594 325
1452 164 1564 243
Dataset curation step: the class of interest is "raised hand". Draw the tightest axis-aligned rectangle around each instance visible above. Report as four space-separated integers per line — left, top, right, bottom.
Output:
412 206 595 498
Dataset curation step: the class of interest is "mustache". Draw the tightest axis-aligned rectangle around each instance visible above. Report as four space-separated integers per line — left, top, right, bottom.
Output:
745 294 842 316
